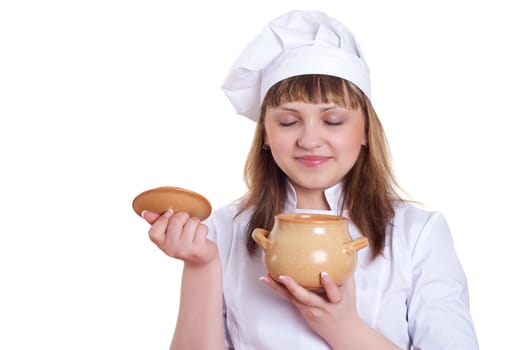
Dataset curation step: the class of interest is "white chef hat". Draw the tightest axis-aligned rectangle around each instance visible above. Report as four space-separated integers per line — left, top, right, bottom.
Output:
222 10 371 121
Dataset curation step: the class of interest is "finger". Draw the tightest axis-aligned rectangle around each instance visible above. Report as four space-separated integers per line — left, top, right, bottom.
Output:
320 272 342 303
278 275 321 306
192 222 209 244
148 209 174 246
177 215 199 245
259 275 295 301
164 211 190 246
141 210 161 225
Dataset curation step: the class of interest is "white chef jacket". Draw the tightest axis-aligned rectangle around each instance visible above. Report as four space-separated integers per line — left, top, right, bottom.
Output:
205 182 479 349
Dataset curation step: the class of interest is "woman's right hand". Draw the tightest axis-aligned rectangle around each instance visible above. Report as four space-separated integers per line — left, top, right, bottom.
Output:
143 209 218 267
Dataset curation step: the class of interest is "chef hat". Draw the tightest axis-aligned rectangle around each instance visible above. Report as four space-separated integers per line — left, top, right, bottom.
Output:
222 10 371 121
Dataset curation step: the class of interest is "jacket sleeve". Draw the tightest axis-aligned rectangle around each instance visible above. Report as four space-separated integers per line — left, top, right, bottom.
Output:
205 211 235 350
407 212 479 349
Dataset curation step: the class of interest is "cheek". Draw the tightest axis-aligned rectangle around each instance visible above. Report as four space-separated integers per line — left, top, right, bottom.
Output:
269 139 293 163
336 129 365 151
266 128 293 151
350 123 367 147
338 141 363 160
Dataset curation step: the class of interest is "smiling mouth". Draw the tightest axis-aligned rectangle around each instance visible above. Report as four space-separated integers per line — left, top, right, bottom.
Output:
295 155 331 167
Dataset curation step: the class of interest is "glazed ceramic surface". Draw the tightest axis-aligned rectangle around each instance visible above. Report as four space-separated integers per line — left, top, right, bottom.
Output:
252 213 369 290
132 186 212 221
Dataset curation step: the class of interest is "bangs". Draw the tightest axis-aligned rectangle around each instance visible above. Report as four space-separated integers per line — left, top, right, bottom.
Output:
262 75 365 112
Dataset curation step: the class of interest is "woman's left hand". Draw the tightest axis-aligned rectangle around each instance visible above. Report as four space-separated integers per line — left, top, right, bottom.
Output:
260 272 361 344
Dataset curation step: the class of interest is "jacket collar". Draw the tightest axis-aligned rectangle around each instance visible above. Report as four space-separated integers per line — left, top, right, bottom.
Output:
284 181 345 215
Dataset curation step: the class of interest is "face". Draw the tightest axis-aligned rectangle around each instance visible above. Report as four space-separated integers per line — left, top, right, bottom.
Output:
264 101 367 197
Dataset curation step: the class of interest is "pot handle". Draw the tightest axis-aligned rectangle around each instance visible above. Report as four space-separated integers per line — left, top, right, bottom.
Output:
252 228 272 251
343 237 369 254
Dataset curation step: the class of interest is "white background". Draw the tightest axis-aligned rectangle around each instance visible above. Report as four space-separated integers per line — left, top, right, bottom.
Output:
1 0 525 348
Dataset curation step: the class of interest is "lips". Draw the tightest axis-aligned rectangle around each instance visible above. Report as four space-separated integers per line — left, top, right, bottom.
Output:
295 155 331 167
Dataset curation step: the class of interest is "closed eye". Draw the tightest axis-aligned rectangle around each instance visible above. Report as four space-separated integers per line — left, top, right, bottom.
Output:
279 121 298 127
324 120 344 126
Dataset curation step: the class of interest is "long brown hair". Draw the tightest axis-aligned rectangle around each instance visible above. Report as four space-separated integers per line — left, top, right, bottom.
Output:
237 75 401 259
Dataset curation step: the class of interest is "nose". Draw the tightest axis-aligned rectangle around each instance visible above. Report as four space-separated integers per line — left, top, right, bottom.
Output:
296 123 322 150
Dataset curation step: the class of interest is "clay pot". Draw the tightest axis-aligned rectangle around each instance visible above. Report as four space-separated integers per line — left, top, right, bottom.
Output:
252 213 369 290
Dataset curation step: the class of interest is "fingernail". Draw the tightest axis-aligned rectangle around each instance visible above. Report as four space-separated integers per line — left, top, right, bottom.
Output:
278 275 289 285
320 271 329 282
140 210 147 218
259 276 269 284
163 208 174 217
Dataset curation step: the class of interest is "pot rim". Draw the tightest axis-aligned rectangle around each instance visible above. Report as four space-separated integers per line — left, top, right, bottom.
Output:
276 213 347 223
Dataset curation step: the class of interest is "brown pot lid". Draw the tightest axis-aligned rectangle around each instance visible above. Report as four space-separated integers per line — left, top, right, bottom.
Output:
132 186 212 221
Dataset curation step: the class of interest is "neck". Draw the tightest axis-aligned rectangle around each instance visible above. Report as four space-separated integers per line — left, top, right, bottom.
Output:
295 188 330 210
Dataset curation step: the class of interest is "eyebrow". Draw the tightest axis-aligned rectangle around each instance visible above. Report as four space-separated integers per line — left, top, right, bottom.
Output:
276 105 346 113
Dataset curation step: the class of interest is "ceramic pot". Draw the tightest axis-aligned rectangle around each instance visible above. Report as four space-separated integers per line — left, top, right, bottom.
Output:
252 213 369 290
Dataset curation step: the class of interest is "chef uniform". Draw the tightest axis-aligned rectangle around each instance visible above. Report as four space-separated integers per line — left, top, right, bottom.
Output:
206 182 478 349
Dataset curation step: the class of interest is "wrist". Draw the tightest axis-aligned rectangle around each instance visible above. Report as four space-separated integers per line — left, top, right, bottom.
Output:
330 319 401 350
326 318 368 350
347 319 370 341
183 254 221 272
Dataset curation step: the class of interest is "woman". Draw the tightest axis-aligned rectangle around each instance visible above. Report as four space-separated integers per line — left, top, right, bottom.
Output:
143 10 479 349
